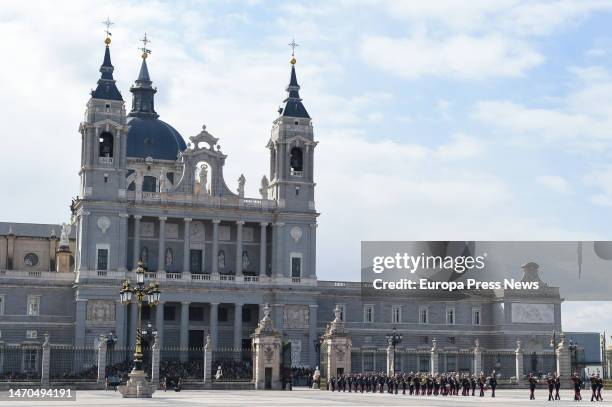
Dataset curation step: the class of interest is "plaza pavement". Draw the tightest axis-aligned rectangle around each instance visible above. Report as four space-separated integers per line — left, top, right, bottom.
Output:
0 388 610 406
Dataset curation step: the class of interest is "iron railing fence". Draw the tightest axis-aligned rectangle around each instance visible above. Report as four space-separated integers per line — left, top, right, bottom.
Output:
211 348 253 382
523 352 556 378
159 347 204 381
105 347 151 380
0 344 42 382
438 350 474 374
482 350 516 379
49 345 97 381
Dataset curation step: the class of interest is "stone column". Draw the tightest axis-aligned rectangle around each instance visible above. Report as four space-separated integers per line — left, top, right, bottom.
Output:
234 303 243 350
308 304 318 368
41 334 50 387
209 302 219 349
473 339 482 374
180 302 190 360
556 333 571 379
157 217 167 272
151 333 160 389
6 229 15 270
386 344 395 376
75 299 87 347
515 340 524 385
211 220 220 276
183 218 192 273
117 213 129 271
48 234 57 271
129 301 138 349
235 221 244 276
155 302 164 349
97 334 107 384
272 222 285 278
430 338 439 375
273 304 283 331
259 223 267 276
252 304 282 390
309 223 317 278
115 300 126 349
132 215 142 269
203 334 212 386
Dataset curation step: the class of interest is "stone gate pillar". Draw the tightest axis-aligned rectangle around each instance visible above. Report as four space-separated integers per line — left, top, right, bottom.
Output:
556 333 571 380
322 305 352 378
515 340 524 385
473 338 482 374
386 344 395 376
203 334 212 386
252 304 282 390
41 334 50 387
151 333 160 389
430 338 439 375
97 334 107 384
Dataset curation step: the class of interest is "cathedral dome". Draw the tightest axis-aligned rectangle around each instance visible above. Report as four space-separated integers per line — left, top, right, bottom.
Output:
125 53 187 160
126 116 186 160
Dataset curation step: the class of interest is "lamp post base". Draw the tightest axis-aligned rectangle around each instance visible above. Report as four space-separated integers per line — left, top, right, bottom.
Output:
118 368 155 398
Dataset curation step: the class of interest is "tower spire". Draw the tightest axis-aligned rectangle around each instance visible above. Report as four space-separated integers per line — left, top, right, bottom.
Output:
91 18 122 101
279 38 309 119
128 33 158 118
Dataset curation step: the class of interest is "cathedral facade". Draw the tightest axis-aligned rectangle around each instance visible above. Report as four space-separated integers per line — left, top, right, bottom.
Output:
0 37 562 370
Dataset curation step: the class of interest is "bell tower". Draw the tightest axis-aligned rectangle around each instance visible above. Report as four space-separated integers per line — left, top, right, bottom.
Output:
268 46 317 211
79 31 128 201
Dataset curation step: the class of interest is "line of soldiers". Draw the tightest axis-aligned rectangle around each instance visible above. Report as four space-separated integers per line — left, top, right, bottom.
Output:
527 372 604 401
327 371 498 397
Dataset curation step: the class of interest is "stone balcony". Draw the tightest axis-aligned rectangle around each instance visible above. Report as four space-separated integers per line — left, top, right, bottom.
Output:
75 269 317 287
0 268 319 288
125 191 277 211
0 269 76 285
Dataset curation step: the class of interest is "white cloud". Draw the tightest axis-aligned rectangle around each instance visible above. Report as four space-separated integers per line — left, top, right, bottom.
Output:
536 175 571 194
360 34 543 79
382 0 612 36
584 166 612 207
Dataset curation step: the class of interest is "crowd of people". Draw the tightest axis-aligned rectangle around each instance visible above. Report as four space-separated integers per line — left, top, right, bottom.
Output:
325 371 498 397
534 372 604 402
323 370 606 401
160 360 203 380
211 359 252 381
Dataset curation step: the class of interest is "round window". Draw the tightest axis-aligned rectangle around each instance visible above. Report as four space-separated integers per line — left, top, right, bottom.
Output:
24 253 39 267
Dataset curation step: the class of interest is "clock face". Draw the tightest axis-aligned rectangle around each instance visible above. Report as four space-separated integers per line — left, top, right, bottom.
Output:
24 253 39 267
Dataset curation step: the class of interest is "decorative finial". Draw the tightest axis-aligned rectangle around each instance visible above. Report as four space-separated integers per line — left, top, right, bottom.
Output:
289 37 299 65
139 33 152 59
102 17 113 45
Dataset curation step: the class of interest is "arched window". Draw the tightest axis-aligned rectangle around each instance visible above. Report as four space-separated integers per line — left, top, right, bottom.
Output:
99 132 114 158
290 147 303 173
142 176 157 192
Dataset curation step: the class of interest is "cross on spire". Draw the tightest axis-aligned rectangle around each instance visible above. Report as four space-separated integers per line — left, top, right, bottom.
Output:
288 37 299 56
102 17 113 38
139 33 152 59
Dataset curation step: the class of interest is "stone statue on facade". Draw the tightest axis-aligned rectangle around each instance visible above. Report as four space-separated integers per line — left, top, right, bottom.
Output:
242 251 250 271
259 175 269 199
159 169 167 193
60 223 71 247
198 164 208 192
237 174 245 197
218 250 225 269
165 248 173 266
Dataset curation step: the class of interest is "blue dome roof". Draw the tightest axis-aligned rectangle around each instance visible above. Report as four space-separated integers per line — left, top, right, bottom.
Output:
126 116 187 160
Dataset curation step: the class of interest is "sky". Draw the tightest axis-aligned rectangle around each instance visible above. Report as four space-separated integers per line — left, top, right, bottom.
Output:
2 0 612 335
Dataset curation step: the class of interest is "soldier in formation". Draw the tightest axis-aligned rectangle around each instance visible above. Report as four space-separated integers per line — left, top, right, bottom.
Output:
327 371 499 399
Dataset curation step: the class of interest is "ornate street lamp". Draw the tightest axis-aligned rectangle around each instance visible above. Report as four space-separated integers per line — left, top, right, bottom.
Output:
386 327 403 374
120 261 161 371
